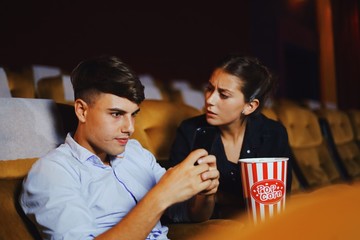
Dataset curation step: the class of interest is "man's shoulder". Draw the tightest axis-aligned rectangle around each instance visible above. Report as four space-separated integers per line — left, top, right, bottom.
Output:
30 144 77 171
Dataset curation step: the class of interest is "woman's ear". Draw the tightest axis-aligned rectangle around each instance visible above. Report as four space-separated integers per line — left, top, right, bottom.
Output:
243 99 260 115
74 99 88 123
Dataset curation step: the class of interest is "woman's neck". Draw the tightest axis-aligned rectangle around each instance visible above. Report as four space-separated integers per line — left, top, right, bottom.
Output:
220 120 247 163
219 119 247 143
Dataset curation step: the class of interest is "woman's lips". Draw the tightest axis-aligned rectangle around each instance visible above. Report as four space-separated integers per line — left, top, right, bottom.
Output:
206 110 217 117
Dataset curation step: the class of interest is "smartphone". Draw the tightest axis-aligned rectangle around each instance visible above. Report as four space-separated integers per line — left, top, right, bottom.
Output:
192 126 217 158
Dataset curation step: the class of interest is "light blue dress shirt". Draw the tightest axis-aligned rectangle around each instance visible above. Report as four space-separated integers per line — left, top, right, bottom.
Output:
20 133 187 239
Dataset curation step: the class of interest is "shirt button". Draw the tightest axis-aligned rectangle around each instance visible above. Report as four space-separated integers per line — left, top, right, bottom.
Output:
246 149 251 154
230 171 236 181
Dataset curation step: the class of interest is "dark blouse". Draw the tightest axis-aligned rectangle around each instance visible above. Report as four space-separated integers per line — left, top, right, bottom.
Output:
169 113 293 218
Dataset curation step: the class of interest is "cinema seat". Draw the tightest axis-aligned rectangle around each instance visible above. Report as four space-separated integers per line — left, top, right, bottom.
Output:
37 75 74 104
316 108 360 179
0 98 73 240
132 99 201 168
274 105 341 188
348 109 360 148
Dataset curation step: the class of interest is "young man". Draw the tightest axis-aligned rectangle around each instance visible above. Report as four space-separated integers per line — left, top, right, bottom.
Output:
20 56 219 239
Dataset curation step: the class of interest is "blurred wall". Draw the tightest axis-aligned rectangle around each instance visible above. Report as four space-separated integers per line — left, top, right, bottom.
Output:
0 0 359 109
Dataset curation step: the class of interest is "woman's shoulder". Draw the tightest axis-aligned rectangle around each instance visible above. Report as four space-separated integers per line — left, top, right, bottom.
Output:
254 113 287 132
180 114 208 128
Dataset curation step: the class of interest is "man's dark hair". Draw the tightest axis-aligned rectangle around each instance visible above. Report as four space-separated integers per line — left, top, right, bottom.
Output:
71 55 145 104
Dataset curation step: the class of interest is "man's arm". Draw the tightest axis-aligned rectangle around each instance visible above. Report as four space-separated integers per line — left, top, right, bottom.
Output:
96 149 218 240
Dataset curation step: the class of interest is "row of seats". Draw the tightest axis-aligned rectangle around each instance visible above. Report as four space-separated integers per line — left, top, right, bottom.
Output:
0 65 360 186
0 65 206 110
1 96 360 239
270 99 360 193
1 65 360 239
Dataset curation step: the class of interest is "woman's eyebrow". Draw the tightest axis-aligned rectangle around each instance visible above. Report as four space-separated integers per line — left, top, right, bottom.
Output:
218 87 233 95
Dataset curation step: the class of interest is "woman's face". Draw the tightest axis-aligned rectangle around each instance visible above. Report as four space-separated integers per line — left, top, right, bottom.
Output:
205 68 247 127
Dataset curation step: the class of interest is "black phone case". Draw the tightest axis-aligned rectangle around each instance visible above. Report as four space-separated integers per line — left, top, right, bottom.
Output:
192 127 217 154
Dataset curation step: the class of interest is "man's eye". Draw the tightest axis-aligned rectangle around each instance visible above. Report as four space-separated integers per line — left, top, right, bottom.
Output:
111 112 121 117
132 112 139 117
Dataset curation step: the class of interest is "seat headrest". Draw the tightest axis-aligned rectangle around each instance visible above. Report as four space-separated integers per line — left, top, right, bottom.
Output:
317 109 354 144
0 98 66 161
276 106 322 148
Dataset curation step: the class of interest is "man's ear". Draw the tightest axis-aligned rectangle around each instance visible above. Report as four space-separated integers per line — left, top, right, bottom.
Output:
74 99 88 123
243 99 260 115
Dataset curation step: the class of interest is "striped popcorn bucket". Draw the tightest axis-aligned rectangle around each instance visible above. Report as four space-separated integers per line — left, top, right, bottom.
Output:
239 157 289 224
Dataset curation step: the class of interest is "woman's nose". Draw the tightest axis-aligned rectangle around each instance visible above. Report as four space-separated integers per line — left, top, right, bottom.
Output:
206 91 216 105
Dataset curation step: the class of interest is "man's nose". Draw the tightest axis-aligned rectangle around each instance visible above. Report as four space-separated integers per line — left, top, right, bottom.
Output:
122 116 134 134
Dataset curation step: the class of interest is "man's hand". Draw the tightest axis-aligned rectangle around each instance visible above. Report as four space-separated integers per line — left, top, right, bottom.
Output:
196 152 219 195
155 149 218 207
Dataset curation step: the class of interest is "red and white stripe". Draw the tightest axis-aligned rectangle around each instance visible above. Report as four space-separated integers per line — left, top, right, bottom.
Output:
240 158 288 224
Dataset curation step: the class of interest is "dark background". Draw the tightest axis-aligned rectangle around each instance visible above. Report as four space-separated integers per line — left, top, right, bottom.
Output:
1 0 359 109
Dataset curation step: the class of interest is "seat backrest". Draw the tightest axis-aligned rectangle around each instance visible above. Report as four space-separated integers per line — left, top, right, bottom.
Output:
0 67 12 97
170 80 205 111
262 107 278 121
6 67 36 98
275 105 340 188
317 109 360 178
0 97 74 240
139 74 171 101
0 98 67 163
132 100 201 168
348 110 360 146
37 75 74 104
259 106 305 193
32 65 61 96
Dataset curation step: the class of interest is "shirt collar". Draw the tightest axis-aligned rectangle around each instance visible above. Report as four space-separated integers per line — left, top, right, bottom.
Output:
65 133 127 168
65 133 103 165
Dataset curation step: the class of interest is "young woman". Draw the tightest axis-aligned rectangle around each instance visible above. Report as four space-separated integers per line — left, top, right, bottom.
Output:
169 54 293 219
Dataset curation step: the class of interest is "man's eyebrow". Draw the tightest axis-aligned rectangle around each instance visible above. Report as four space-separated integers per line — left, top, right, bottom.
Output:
132 108 140 115
108 108 126 114
108 108 140 115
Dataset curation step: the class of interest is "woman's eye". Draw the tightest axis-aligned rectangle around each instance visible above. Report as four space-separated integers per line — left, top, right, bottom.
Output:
220 93 229 99
205 85 213 92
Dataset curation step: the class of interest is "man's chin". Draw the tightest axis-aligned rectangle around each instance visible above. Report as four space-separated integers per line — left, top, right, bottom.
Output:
109 146 126 156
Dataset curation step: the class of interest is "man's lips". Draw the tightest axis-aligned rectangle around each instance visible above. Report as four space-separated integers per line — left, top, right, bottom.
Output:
115 138 129 145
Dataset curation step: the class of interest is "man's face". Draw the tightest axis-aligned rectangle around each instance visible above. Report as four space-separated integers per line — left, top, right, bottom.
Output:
76 93 140 160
